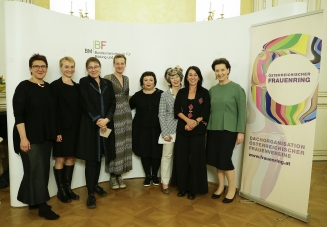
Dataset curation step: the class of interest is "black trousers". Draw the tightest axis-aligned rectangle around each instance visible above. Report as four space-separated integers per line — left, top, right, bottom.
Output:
171 133 208 194
85 160 101 195
141 157 161 176
17 140 52 205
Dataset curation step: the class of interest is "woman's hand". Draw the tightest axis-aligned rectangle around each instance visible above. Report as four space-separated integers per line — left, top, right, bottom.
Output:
185 124 193 131
164 135 173 142
236 133 244 145
20 138 31 152
100 126 107 134
56 135 62 142
187 119 198 129
97 118 109 128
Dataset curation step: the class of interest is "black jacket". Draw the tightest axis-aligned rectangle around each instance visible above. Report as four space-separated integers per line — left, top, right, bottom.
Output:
174 86 210 136
75 76 116 162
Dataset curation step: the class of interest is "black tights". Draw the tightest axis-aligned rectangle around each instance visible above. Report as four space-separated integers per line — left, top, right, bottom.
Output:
85 160 101 195
141 157 161 177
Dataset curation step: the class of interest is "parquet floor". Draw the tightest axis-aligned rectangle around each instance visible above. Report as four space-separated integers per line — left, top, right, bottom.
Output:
0 161 326 227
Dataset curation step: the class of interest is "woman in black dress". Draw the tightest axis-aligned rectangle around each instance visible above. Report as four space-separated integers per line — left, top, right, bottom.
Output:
171 66 210 200
13 54 59 220
50 56 80 203
75 57 116 209
129 72 163 186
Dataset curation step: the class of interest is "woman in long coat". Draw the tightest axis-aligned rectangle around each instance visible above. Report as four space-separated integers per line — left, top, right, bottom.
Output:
75 57 116 209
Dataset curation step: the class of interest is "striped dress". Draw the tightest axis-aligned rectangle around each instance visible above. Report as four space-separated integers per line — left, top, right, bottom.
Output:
104 74 132 174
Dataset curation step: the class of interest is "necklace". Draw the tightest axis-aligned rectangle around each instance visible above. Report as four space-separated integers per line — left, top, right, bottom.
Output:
31 77 45 88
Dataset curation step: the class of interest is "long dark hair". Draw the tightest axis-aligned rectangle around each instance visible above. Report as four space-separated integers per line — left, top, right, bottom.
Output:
184 66 203 89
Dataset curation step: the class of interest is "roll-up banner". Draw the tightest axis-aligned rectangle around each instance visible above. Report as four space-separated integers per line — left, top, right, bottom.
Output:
240 11 323 223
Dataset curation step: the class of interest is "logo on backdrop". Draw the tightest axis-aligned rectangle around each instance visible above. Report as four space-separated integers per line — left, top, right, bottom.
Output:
250 34 321 125
85 40 131 60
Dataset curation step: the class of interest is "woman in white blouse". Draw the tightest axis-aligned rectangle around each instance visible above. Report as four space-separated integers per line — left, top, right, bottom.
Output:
158 66 183 194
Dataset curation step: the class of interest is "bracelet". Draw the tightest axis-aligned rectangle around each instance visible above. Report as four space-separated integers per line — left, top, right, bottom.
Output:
195 119 199 125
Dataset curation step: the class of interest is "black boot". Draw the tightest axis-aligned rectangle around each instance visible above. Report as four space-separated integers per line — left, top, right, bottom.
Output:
53 167 72 203
64 165 80 200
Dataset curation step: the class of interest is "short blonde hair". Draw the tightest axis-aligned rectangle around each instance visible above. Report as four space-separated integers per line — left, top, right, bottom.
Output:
113 54 126 64
59 56 75 67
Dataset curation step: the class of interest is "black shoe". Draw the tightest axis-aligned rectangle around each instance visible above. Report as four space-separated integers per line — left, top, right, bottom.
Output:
211 186 226 199
177 190 187 197
188 192 195 200
53 167 72 203
223 189 237 203
38 203 60 220
152 176 160 186
86 194 96 209
94 185 107 197
143 175 152 186
64 165 80 200
28 204 39 210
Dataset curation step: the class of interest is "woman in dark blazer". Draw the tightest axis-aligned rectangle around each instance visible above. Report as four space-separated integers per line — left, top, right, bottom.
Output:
50 56 80 203
171 66 210 200
75 57 116 209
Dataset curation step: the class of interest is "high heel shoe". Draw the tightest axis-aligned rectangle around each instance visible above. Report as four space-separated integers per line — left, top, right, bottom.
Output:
223 189 237 203
211 186 226 199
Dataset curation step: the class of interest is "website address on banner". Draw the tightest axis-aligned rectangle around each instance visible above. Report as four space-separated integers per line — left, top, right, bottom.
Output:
248 153 291 166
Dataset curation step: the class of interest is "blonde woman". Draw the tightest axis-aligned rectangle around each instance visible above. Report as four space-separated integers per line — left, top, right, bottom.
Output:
104 54 132 190
158 66 183 194
50 56 80 203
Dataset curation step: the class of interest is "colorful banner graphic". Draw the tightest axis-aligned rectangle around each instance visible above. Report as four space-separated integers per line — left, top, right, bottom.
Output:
240 12 323 223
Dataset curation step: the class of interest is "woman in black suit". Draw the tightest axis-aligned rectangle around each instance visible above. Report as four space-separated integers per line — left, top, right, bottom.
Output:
50 56 80 203
171 66 210 200
75 57 116 209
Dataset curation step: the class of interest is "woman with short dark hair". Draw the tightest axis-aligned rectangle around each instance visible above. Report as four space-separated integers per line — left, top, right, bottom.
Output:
206 58 246 203
171 66 210 200
75 57 116 209
13 53 59 220
129 71 163 186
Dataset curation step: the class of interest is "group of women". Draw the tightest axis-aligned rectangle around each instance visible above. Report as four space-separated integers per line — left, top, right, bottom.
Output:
12 53 246 221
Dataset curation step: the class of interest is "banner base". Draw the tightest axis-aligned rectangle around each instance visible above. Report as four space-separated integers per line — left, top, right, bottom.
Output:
239 192 311 223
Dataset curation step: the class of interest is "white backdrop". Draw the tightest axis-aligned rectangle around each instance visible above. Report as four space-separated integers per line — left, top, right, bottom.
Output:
3 2 307 206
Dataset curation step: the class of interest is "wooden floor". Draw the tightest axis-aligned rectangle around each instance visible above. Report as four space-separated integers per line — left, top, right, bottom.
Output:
0 161 326 227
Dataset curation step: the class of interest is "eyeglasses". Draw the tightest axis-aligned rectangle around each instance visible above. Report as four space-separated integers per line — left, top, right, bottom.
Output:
32 65 47 69
87 65 100 70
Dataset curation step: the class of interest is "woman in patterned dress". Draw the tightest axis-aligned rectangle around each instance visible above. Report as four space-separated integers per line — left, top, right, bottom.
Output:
104 54 132 189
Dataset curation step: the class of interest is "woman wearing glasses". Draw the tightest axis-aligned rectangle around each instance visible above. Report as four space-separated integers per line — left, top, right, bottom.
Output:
13 54 59 220
75 57 116 209
50 57 80 203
